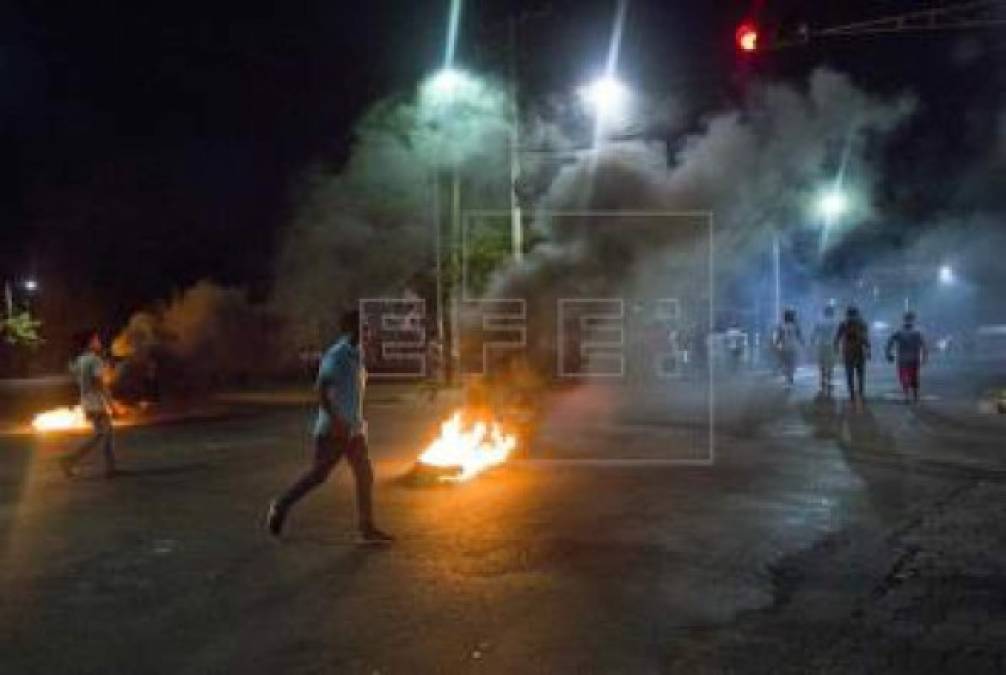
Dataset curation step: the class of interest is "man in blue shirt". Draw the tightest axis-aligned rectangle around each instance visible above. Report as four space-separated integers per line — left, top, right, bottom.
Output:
886 311 928 403
267 310 393 543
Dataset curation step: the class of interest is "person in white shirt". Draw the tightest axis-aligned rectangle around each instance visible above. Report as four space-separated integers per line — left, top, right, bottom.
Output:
60 330 117 478
810 305 839 397
773 309 804 385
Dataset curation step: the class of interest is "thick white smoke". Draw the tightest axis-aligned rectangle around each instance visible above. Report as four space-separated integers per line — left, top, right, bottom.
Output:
272 78 513 349
488 68 916 322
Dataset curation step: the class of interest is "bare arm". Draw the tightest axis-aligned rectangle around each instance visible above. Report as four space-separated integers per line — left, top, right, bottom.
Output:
316 379 333 416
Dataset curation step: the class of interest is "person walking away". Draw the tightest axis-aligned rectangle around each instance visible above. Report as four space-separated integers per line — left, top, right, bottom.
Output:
811 305 839 397
60 330 118 478
774 309 803 385
266 310 393 544
886 311 928 403
835 306 871 405
725 325 745 374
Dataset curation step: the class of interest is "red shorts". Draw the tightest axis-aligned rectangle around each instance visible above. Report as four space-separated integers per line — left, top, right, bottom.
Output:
898 363 920 390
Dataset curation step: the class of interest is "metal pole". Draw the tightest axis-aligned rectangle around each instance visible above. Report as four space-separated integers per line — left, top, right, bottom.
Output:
4 281 12 319
772 233 782 323
433 173 445 374
448 168 462 383
509 16 523 262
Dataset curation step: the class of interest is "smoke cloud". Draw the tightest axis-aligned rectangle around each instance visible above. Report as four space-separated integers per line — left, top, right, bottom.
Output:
112 281 281 397
272 77 513 349
485 68 917 357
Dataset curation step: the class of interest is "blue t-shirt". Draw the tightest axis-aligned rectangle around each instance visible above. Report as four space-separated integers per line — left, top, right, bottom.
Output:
73 352 109 414
313 337 367 438
887 328 925 365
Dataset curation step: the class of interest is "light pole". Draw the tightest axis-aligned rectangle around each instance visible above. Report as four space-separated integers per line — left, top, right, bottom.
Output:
772 234 782 325
422 66 476 383
508 16 523 263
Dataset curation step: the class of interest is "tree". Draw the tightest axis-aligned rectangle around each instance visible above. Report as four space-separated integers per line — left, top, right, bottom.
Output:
2 310 43 348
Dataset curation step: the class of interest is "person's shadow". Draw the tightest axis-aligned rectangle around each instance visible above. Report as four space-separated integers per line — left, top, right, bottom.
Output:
837 401 908 514
800 395 841 440
72 462 210 480
114 462 210 477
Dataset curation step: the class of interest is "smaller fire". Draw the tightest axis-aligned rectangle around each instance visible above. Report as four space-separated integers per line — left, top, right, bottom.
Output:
417 410 517 482
32 406 90 433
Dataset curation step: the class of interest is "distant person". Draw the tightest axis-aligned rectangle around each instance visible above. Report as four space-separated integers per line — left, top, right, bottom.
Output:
811 305 839 397
725 325 745 374
835 306 871 404
60 330 118 478
266 310 393 544
773 309 803 385
886 311 928 403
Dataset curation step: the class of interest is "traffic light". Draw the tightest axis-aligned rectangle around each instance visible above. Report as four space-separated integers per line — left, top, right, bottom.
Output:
736 21 759 53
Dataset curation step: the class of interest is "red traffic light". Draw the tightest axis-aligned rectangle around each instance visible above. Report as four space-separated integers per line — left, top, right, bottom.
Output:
736 22 759 53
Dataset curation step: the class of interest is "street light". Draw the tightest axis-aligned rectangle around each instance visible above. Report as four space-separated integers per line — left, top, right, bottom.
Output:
427 68 465 98
817 189 848 222
23 279 38 292
579 75 630 121
423 67 479 105
939 264 955 285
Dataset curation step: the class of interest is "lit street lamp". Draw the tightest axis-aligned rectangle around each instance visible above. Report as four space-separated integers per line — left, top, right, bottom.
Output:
424 67 474 101
939 264 955 285
579 75 630 122
4 278 39 317
817 188 848 222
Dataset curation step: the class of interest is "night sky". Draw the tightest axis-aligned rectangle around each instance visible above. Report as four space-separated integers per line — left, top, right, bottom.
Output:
3 1 1003 323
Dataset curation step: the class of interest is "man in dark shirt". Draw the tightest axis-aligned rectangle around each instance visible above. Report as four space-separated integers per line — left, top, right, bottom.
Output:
886 311 928 403
835 306 871 405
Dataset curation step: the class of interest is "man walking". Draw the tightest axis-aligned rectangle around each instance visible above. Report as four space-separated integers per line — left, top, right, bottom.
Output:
266 310 393 544
886 311 928 403
60 330 118 478
774 309 803 386
835 306 871 405
811 305 839 397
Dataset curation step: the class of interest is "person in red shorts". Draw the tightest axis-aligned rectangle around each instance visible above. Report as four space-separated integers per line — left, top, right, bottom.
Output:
885 311 928 403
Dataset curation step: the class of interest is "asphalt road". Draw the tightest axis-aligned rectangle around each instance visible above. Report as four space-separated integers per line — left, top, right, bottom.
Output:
2 365 1005 674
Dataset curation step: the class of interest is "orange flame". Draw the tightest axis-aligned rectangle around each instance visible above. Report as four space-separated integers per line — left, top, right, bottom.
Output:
32 406 90 432
417 411 516 482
